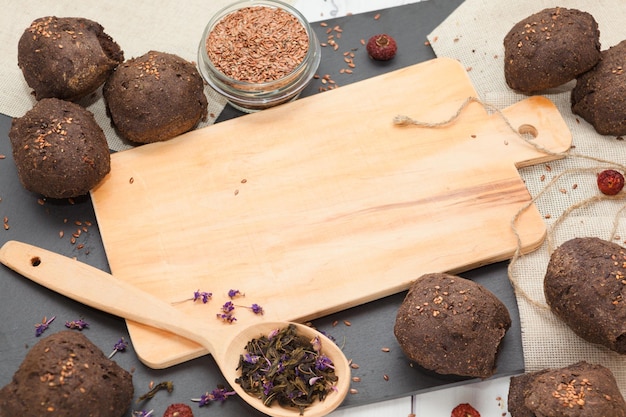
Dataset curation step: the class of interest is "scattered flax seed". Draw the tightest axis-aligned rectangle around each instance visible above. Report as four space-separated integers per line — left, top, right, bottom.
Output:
343 320 351 326
572 183 578 189
0 154 5 159
350 363 360 369
234 189 239 196
545 164 552 172
320 22 328 27
332 320 338 327
360 38 366 45
59 231 64 238
352 376 361 382
241 178 247 184
129 177 134 184
545 214 552 219
540 174 546 181
383 374 389 381
381 347 390 352
37 198 45 205
349 388 359 394
374 13 381 20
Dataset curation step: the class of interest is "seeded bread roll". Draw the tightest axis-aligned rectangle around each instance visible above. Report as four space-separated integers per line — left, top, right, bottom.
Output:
18 16 124 101
0 331 134 417
544 237 626 353
103 51 208 143
9 98 111 199
571 40 626 136
503 7 601 93
508 362 626 417
394 273 511 378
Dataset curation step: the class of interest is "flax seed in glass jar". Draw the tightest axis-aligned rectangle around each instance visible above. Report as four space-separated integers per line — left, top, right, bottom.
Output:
197 0 321 113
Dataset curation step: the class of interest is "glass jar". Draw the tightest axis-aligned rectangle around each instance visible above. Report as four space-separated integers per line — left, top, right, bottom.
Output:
197 0 321 113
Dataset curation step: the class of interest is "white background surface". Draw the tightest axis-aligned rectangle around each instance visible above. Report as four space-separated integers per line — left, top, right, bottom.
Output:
291 3 514 417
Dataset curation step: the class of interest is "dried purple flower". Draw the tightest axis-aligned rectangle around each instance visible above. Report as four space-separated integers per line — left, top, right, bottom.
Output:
243 353 260 364
315 355 335 371
193 289 212 304
263 380 274 396
250 303 264 315
309 376 323 386
65 319 89 330
234 302 265 315
191 386 236 407
228 289 244 299
108 337 128 358
35 316 55 337
221 301 235 313
216 312 237 323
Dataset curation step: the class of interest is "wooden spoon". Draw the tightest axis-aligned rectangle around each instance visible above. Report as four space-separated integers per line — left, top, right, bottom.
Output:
0 240 351 417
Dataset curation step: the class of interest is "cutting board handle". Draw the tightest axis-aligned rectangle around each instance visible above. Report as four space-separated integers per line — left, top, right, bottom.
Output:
497 95 571 167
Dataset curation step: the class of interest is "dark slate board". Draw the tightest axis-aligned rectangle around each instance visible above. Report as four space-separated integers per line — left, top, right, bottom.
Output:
0 1 524 416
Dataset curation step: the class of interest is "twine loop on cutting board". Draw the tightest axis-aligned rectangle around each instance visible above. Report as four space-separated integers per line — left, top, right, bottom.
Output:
395 96 626 314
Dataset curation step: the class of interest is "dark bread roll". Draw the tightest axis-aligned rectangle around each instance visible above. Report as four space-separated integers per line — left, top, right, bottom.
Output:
9 98 111 199
103 50 208 143
544 237 626 354
508 361 626 417
18 16 124 101
572 40 626 135
0 331 133 417
394 273 511 378
503 7 601 93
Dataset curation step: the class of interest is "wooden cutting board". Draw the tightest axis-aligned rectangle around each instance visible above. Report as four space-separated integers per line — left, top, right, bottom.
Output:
90 57 571 368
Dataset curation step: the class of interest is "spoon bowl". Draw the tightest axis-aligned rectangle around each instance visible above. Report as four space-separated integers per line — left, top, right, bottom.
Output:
0 240 350 417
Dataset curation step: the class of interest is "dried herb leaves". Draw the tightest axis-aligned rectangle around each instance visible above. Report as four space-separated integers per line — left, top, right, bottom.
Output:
236 324 338 414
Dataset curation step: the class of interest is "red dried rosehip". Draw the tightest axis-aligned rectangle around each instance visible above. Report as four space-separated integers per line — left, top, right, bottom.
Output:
366 34 397 61
451 403 481 417
597 169 625 195
163 403 194 417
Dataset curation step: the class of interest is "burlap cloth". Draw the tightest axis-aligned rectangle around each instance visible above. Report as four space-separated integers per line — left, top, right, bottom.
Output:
0 0 292 152
428 0 626 393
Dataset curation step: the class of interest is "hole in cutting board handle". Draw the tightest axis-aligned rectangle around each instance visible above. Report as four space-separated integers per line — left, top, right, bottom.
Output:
31 256 41 267
518 124 538 140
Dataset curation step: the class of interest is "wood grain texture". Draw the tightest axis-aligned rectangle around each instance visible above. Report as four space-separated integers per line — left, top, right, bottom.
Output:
90 58 571 368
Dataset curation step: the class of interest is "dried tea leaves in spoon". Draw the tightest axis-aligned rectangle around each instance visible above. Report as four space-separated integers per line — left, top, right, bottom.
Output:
236 324 338 414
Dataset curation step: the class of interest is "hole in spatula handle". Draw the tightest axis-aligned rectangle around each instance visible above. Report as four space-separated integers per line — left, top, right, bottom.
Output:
31 256 41 267
518 124 538 139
